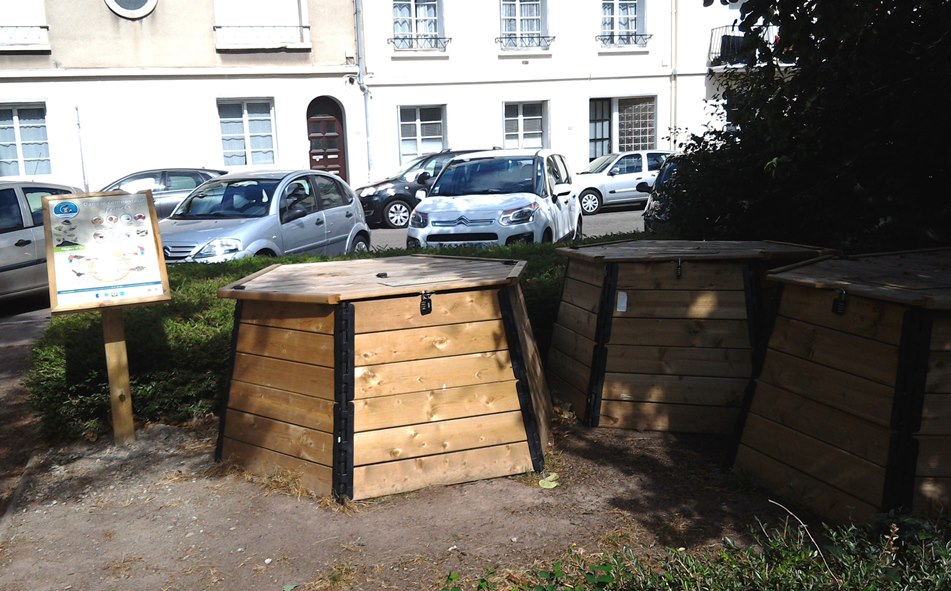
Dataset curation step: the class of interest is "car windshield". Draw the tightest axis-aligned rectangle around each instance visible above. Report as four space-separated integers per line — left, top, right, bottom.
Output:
169 179 278 219
580 155 616 174
654 159 679 190
393 155 428 180
429 156 539 197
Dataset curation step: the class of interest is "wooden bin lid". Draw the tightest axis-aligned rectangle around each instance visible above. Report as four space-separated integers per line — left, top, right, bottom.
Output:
768 248 951 309
217 255 526 304
556 240 830 263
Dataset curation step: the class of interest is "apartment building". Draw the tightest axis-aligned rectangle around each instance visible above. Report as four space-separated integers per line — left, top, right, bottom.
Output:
0 1 741 190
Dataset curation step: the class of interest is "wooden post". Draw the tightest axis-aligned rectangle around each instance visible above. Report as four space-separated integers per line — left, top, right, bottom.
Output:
102 307 136 445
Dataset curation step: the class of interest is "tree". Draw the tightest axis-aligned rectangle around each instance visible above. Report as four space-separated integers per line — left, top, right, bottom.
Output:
665 0 951 252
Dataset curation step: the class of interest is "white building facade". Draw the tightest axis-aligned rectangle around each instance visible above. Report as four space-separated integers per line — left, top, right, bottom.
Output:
0 0 741 191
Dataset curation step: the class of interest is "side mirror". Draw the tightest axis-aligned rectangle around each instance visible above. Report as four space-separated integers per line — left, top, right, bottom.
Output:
416 171 432 185
608 168 620 176
636 181 653 193
282 205 308 223
552 183 572 201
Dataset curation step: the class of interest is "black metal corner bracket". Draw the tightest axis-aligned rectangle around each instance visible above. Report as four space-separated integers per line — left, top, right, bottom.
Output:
215 300 244 462
586 262 619 427
332 302 356 502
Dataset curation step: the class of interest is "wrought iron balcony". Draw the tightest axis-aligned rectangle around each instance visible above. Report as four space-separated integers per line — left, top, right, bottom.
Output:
596 33 652 48
388 35 451 51
0 25 51 51
214 25 311 51
708 24 780 66
495 34 555 50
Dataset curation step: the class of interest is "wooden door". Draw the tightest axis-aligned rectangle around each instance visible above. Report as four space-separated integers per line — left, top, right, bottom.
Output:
307 100 347 183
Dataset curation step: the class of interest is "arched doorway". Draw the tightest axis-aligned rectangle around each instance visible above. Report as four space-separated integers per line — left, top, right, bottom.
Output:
306 97 348 182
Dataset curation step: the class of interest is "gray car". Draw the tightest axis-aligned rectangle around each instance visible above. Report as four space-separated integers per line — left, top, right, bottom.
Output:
101 168 227 219
159 170 370 263
0 180 81 301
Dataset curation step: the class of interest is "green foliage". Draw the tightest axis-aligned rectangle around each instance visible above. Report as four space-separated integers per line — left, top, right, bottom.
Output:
673 0 951 252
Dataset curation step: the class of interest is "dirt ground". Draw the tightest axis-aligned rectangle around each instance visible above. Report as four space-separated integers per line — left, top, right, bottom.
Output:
0 305 789 591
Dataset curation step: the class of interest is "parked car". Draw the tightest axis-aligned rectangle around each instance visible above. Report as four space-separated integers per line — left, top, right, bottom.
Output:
638 155 680 233
406 149 582 249
159 170 370 263
356 149 483 229
101 168 227 219
575 150 671 215
0 180 81 301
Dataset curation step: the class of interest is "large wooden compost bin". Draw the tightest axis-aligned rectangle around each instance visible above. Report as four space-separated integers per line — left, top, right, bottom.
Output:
215 255 552 501
734 249 951 523
547 240 829 433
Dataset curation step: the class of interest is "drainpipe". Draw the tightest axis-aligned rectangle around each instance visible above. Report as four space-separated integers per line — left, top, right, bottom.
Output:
75 106 89 191
669 0 679 149
354 0 371 177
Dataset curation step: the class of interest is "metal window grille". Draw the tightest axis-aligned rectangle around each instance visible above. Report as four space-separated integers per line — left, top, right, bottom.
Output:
393 0 441 49
588 99 612 160
218 101 276 166
500 0 545 48
600 0 642 45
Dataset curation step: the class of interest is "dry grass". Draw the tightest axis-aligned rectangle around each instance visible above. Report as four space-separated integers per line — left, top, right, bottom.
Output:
299 560 357 590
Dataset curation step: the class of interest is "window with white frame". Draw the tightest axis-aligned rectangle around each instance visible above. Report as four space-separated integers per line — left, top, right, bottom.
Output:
218 101 276 166
399 106 445 163
392 1 446 50
618 97 656 151
0 0 50 51
0 105 50 176
504 102 545 149
499 0 551 49
213 0 310 50
599 0 649 47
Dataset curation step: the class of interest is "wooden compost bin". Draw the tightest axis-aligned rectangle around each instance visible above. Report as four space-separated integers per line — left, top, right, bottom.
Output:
734 249 951 523
547 240 828 433
215 255 552 501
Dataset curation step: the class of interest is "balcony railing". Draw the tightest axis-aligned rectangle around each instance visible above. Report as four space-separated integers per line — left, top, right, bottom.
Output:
214 25 311 51
495 34 555 50
708 24 780 66
0 25 51 51
596 33 652 48
388 35 451 51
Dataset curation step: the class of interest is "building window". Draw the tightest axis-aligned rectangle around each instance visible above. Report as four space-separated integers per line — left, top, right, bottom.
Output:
504 102 545 149
213 0 310 51
0 106 50 177
599 0 650 47
218 101 276 166
104 0 158 20
498 0 553 49
589 99 611 160
391 1 449 50
0 0 50 52
399 106 445 163
618 97 656 151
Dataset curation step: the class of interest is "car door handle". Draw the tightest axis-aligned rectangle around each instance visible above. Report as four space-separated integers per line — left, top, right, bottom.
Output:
15 239 32 247
345 212 353 218
315 219 324 226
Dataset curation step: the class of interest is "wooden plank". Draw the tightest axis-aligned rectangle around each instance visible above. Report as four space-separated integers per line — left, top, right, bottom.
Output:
616 261 746 291
232 352 335 400
602 373 745 407
915 478 951 516
566 258 606 287
223 409 334 466
916 436 951 477
609 317 750 348
102 307 135 445
734 444 878 524
351 442 533 500
927 352 951 393
354 320 507 366
236 323 334 367
932 317 951 351
758 350 894 427
353 411 527 465
240 299 335 334
550 323 596 365
353 351 514 398
605 345 752 378
546 372 589 422
547 346 592 393
599 400 739 433
750 381 892 466
777 285 904 345
553 301 599 340
353 289 501 334
768 316 898 387
740 413 886 506
220 437 332 497
560 277 602 314
353 381 521 432
921 394 951 435
228 381 335 433
506 283 554 451
613 289 749 320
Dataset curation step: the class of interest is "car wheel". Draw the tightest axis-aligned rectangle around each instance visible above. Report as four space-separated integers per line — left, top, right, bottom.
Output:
383 200 412 229
579 190 602 216
255 249 276 257
349 235 370 254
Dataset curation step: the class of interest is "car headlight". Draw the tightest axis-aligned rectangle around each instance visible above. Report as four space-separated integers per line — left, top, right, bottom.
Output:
499 203 539 226
195 238 242 259
410 211 429 228
360 183 395 198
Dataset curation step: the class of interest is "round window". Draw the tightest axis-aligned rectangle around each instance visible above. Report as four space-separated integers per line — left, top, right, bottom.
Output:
104 0 158 19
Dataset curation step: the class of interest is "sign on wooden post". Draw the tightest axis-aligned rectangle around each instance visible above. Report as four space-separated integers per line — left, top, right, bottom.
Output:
43 191 172 445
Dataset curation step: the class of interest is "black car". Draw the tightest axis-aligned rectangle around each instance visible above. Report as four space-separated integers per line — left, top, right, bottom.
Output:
356 149 482 228
638 156 679 233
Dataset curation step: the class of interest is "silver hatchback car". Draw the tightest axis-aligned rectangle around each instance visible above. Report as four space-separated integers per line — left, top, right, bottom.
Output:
0 180 81 301
159 170 370 263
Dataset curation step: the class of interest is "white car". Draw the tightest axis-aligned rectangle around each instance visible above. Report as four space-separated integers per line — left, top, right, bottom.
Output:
406 149 582 248
575 150 671 215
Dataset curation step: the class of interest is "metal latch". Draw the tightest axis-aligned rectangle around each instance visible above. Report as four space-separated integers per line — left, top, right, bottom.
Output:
675 258 683 280
832 288 848 315
420 290 433 315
